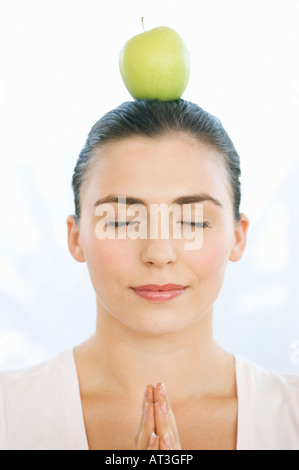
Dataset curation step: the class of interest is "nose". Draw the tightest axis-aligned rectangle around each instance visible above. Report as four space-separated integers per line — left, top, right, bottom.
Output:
140 238 178 267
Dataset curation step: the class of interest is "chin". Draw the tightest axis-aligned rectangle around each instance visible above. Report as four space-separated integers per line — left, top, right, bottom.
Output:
128 312 191 337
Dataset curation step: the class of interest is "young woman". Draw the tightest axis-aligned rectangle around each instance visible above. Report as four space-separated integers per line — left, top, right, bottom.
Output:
0 100 298 450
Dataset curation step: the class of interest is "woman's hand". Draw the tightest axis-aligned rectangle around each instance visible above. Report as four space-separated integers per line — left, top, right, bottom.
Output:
134 384 159 450
134 383 181 450
153 383 182 450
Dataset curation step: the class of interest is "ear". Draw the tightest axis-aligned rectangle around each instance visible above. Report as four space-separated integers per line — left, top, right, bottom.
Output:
229 213 250 262
66 215 86 263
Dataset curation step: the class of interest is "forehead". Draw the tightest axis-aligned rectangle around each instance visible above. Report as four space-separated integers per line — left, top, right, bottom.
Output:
84 134 231 204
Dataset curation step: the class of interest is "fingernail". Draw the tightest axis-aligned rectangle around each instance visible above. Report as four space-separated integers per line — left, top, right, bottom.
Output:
144 401 149 416
149 432 157 447
161 401 167 415
163 432 171 449
159 383 167 397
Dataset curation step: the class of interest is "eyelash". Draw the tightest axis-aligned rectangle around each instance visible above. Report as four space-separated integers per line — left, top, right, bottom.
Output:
181 222 210 228
106 221 211 228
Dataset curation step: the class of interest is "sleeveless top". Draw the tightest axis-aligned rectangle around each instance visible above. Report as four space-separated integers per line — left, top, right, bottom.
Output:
0 349 298 450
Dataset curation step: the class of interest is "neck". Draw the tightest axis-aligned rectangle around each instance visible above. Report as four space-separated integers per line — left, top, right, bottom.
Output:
75 302 234 404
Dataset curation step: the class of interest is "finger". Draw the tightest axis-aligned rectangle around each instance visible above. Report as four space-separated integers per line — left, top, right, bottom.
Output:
155 403 182 450
135 384 155 443
154 382 165 404
136 401 156 450
154 383 180 440
147 432 160 450
154 400 174 447
159 432 173 450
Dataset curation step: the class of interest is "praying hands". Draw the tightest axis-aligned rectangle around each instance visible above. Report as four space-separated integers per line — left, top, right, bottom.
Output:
134 383 182 450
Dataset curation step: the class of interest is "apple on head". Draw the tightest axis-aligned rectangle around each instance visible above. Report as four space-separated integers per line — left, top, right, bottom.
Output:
119 25 190 101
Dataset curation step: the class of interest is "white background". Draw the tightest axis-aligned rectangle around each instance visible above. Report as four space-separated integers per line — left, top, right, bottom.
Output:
0 0 298 373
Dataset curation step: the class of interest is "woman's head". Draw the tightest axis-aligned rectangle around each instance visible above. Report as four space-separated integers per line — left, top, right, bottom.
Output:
71 99 242 226
67 99 249 336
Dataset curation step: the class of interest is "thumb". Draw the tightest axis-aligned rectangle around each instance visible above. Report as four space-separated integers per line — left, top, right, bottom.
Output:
147 432 160 450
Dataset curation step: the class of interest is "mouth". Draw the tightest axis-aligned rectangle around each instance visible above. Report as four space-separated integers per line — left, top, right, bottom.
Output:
130 284 188 302
132 284 187 291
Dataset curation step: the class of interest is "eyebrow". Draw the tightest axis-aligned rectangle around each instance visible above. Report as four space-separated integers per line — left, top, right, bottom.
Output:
93 193 223 208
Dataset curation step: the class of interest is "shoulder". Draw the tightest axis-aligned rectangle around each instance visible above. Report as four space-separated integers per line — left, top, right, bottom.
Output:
0 349 77 449
236 355 299 399
0 349 73 406
236 355 299 450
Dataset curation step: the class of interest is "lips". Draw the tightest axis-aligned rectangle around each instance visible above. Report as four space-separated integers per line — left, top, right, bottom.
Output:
132 284 187 291
131 284 188 302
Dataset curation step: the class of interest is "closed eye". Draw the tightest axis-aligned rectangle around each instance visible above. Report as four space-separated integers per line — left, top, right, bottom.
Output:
180 221 210 228
106 221 211 228
106 221 139 227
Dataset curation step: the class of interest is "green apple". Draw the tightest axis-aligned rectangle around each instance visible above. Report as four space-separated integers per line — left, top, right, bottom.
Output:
119 26 190 101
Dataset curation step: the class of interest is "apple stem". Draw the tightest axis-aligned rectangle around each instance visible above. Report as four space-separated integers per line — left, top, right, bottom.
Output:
141 16 145 32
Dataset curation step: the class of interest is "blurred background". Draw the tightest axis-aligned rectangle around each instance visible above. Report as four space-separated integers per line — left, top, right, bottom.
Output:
0 0 298 373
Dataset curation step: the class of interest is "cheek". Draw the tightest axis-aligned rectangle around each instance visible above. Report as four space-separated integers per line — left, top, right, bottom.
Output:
189 228 233 280
82 237 133 291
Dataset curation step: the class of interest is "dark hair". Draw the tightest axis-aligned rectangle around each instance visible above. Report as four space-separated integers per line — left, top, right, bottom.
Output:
72 99 241 223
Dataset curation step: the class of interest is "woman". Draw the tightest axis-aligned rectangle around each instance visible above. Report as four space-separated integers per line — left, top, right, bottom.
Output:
0 99 298 450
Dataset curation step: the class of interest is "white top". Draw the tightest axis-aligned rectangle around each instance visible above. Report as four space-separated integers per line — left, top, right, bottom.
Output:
0 349 299 450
